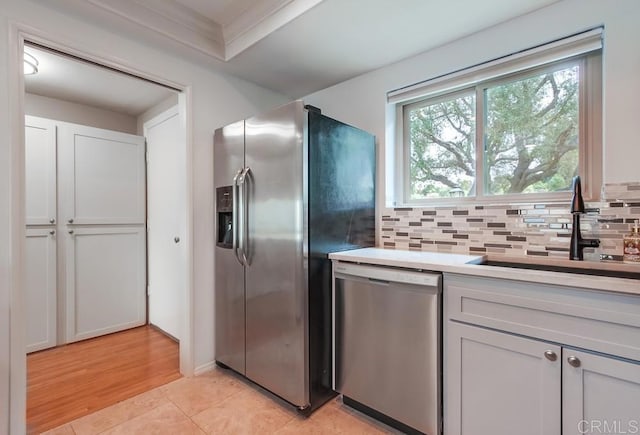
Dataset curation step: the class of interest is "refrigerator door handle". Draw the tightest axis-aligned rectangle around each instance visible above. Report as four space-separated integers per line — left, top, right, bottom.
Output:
239 166 251 266
232 168 244 265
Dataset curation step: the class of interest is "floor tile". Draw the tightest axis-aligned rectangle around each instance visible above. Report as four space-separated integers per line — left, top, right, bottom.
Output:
55 367 406 434
311 400 395 434
70 387 169 434
162 368 244 416
275 416 340 434
99 402 205 435
40 424 75 435
191 388 296 434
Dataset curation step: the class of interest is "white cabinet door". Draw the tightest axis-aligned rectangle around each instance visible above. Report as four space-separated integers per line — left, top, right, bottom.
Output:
446 321 561 435
25 116 56 225
145 106 184 340
65 226 146 343
25 228 57 352
563 349 640 435
58 123 146 225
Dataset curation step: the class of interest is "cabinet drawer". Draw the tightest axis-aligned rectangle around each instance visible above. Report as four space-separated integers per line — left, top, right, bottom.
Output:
444 273 640 362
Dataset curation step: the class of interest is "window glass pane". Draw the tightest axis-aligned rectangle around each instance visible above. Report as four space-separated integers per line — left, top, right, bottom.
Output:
408 93 476 199
484 64 579 195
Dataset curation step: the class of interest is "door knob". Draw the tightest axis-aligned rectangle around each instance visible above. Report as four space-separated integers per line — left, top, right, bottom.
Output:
68 218 74 224
49 218 55 224
174 237 180 243
567 356 581 368
544 350 557 361
49 230 55 235
68 230 74 235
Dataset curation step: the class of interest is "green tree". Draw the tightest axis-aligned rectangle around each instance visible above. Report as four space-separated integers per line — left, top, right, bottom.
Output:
409 65 579 199
409 94 476 198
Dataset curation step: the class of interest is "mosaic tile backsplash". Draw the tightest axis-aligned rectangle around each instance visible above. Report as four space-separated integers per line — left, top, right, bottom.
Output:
380 182 640 262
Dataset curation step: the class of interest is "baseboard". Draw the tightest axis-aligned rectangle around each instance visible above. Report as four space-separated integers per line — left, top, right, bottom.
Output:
194 360 216 376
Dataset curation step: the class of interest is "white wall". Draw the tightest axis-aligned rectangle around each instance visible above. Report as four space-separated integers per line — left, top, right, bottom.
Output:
305 0 640 223
137 94 179 135
24 93 138 134
0 1 289 432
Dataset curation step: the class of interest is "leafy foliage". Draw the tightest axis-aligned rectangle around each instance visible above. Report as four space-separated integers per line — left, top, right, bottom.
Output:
409 64 579 199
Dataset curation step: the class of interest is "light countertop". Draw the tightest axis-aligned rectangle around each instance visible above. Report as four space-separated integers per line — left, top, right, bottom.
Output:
328 247 485 269
328 247 640 296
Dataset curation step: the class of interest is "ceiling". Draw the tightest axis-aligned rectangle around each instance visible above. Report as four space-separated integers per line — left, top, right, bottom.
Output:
24 44 176 116
26 0 562 113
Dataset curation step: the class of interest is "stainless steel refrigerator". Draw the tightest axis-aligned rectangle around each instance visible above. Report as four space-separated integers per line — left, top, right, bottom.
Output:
214 100 375 412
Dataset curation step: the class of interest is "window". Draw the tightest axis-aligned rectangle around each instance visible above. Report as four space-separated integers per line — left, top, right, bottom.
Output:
391 29 602 205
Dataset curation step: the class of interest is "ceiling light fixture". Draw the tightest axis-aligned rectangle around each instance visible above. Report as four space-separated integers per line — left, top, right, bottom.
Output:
24 52 39 75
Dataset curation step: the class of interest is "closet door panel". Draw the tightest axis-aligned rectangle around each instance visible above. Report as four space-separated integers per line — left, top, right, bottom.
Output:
59 124 146 225
25 228 57 352
25 116 57 225
65 226 146 343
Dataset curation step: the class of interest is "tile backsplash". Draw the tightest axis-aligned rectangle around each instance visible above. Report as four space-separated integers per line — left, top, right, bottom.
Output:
380 183 640 262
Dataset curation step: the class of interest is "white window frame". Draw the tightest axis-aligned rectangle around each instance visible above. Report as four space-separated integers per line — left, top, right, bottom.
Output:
388 28 603 207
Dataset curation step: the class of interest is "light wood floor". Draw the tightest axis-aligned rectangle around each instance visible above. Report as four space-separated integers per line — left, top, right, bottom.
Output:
27 325 181 434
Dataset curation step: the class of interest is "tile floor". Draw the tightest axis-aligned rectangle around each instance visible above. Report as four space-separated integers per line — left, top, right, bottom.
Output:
42 367 398 434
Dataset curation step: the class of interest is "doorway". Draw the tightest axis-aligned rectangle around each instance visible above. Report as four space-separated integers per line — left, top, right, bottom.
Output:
18 38 192 430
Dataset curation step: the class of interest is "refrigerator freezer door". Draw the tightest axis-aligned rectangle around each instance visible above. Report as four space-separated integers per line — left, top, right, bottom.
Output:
244 100 309 407
214 121 246 374
308 111 376 255
306 112 375 408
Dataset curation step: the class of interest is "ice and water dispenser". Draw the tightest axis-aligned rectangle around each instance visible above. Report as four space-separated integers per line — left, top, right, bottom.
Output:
216 186 233 248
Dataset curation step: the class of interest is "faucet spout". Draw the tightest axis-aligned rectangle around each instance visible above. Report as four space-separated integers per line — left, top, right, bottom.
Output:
569 176 600 261
570 175 585 213
570 213 600 260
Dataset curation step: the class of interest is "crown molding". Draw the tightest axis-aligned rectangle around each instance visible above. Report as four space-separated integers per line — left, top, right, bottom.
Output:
223 0 324 60
84 0 324 61
86 0 226 60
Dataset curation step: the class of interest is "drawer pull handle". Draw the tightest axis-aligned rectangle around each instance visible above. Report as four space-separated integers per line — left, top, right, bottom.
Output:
567 356 581 368
544 351 557 362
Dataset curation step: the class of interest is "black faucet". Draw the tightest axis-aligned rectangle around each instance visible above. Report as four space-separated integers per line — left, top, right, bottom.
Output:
569 176 600 260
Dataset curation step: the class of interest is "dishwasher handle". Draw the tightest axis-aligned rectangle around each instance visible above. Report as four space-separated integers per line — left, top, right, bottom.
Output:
367 278 390 285
334 262 440 287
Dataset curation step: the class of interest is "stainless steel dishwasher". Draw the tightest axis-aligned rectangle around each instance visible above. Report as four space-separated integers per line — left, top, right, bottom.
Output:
333 261 441 435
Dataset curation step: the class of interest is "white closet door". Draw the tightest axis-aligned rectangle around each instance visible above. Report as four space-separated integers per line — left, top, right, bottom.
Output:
25 116 57 226
145 106 185 340
58 121 147 343
25 228 57 353
65 226 146 342
58 123 146 225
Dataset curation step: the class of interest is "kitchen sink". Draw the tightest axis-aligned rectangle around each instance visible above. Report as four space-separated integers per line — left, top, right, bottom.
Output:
483 260 640 280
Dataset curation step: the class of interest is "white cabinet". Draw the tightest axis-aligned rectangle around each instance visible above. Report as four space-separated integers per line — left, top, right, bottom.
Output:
25 228 57 353
446 322 560 435
58 123 146 225
25 116 56 225
563 349 640 435
444 273 640 435
65 226 146 343
24 116 147 350
25 116 58 352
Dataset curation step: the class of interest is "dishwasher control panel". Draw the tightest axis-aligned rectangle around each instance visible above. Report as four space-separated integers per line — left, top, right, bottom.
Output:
333 261 441 287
